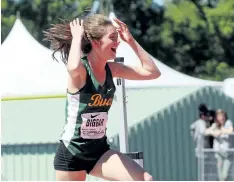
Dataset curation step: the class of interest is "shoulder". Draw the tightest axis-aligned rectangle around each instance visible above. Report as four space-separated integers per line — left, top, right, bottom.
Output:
190 119 200 127
107 62 122 77
107 61 130 77
196 119 204 124
225 120 233 127
107 61 122 69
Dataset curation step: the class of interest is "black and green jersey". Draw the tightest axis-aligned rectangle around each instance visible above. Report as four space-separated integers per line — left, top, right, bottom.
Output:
60 56 116 158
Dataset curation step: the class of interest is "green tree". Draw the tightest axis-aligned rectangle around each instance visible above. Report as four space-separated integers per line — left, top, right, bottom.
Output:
111 0 234 80
1 0 17 42
1 0 92 47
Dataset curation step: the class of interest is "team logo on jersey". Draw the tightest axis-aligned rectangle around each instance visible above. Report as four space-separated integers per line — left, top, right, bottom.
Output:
88 94 113 107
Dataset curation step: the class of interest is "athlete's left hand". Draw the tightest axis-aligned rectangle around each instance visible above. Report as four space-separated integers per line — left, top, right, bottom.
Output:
114 18 134 43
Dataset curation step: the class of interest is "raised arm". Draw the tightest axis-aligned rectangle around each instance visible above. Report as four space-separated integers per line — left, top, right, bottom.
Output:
67 18 86 78
109 18 161 80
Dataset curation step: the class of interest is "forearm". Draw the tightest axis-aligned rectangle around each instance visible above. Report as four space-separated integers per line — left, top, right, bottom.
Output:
221 127 234 135
205 129 214 135
128 39 160 74
67 37 83 70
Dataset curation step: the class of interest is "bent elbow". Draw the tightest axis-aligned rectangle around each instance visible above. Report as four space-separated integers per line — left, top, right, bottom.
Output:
156 71 161 78
67 64 80 78
67 63 79 72
151 71 161 79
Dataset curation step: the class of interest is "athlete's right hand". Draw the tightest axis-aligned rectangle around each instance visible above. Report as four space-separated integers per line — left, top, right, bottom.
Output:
70 18 84 39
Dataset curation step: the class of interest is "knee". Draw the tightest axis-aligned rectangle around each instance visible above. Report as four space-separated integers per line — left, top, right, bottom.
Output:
144 172 153 181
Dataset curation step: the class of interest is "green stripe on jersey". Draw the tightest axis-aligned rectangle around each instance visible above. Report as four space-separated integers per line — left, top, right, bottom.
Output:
60 57 116 157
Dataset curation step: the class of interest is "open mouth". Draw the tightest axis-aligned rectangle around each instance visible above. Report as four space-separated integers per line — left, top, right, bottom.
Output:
111 47 117 53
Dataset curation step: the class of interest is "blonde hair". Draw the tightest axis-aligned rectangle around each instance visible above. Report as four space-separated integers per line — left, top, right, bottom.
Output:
43 14 112 64
215 109 228 126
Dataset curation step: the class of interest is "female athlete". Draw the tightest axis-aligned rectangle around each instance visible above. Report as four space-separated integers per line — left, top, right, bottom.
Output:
44 13 161 181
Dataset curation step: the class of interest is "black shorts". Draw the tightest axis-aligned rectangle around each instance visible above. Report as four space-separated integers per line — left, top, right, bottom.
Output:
54 141 109 174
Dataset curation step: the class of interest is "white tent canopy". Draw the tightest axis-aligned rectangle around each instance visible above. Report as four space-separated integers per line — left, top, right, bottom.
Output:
1 17 222 98
223 78 234 99
1 19 68 98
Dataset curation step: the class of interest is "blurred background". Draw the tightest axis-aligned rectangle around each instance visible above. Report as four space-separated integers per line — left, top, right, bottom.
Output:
1 0 234 181
2 0 234 80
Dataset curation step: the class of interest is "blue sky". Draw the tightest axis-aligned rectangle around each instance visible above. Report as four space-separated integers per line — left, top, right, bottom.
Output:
153 0 164 6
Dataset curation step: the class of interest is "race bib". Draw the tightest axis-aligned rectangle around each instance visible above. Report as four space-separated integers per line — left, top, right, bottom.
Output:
80 112 108 139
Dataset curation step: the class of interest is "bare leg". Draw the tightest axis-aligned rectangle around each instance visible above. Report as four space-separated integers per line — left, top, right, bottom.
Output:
55 170 86 181
90 150 153 181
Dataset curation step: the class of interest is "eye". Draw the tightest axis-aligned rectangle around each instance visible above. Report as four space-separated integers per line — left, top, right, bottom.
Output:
110 35 118 42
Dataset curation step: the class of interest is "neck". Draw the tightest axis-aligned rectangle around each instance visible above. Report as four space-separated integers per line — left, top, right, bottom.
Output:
87 52 106 72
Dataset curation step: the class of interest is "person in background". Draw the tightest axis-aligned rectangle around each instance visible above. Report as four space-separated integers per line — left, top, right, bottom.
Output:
206 109 234 181
190 103 212 157
191 103 214 180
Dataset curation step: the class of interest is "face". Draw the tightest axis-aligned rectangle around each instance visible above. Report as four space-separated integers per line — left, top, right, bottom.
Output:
92 25 120 61
216 113 225 124
201 115 208 121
